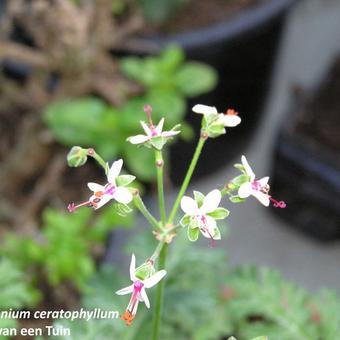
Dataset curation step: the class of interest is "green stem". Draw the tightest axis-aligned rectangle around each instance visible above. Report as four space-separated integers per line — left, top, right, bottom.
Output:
151 243 168 340
88 149 108 175
168 136 206 223
150 241 165 263
155 150 166 225
133 193 160 230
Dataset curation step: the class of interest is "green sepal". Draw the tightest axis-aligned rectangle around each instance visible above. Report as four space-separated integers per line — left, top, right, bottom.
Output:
150 136 166 150
116 175 136 187
207 208 230 220
207 124 226 138
193 191 204 208
135 262 155 281
180 215 191 228
213 227 221 240
234 163 245 173
232 174 250 186
229 196 246 204
112 203 133 216
67 146 88 167
187 226 199 242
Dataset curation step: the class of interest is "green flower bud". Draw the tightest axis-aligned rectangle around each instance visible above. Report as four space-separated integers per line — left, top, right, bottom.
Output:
67 146 88 167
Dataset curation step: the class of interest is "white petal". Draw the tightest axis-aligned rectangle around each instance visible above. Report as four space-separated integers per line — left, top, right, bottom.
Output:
144 270 167 288
129 254 136 281
238 182 252 198
241 155 255 180
201 189 221 213
258 176 269 187
91 194 112 209
115 284 134 295
251 191 270 206
140 288 150 308
87 182 105 192
222 114 241 127
200 216 216 238
140 121 151 136
180 196 199 215
127 134 150 144
108 159 123 183
192 104 218 115
155 118 164 135
161 130 180 137
113 186 133 204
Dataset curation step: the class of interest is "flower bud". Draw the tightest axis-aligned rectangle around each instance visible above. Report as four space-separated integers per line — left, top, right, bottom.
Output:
67 146 88 167
134 261 155 281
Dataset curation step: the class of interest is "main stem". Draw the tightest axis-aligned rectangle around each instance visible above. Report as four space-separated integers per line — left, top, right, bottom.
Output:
151 135 206 340
155 150 166 225
151 243 167 340
168 135 206 223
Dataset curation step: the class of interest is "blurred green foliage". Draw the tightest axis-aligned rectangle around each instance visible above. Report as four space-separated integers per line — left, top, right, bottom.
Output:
0 205 134 296
44 46 217 181
52 230 340 340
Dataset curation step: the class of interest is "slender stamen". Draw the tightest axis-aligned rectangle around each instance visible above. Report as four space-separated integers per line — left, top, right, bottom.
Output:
200 215 216 248
144 104 154 127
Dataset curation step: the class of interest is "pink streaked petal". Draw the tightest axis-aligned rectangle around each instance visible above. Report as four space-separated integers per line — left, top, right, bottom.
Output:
241 155 255 180
155 118 164 135
200 217 216 239
192 104 218 115
144 270 167 288
222 114 241 127
127 135 150 144
113 186 133 204
201 189 221 213
91 194 112 209
108 159 123 183
129 254 136 281
251 190 270 206
116 284 134 295
180 196 199 215
161 130 180 137
140 287 150 308
87 182 105 192
238 182 252 198
140 121 152 136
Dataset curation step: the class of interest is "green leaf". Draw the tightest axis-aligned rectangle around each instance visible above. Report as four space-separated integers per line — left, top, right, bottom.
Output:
193 191 205 208
160 45 185 73
115 175 136 187
180 215 191 227
175 62 218 97
187 226 199 242
180 121 194 141
123 143 156 181
208 208 230 220
229 196 246 203
250 337 268 340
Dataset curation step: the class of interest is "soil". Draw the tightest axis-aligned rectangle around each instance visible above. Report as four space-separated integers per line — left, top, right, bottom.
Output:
295 55 340 153
145 0 264 34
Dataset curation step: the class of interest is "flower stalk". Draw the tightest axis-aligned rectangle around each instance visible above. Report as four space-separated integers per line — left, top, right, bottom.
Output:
155 150 167 225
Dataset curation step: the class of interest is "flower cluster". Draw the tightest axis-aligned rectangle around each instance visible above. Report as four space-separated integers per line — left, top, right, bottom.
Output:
66 103 285 329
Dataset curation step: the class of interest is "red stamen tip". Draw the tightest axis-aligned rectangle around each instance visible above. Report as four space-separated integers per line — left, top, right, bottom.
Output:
121 311 134 326
226 109 238 116
67 203 76 213
270 197 286 209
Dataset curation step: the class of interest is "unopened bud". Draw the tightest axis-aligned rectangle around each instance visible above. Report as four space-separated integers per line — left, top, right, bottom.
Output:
67 146 88 167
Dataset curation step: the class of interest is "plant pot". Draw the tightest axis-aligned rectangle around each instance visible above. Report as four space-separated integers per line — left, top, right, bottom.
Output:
270 102 340 242
138 0 298 184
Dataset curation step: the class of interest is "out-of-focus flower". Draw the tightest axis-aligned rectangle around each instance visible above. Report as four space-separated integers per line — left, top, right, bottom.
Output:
192 104 241 127
68 159 134 212
116 254 167 325
180 189 229 245
238 155 286 208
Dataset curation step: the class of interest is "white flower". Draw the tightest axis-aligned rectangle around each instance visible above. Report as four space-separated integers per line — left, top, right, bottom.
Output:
238 155 270 206
68 159 134 212
127 118 180 145
116 254 167 325
180 189 224 241
192 104 241 127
